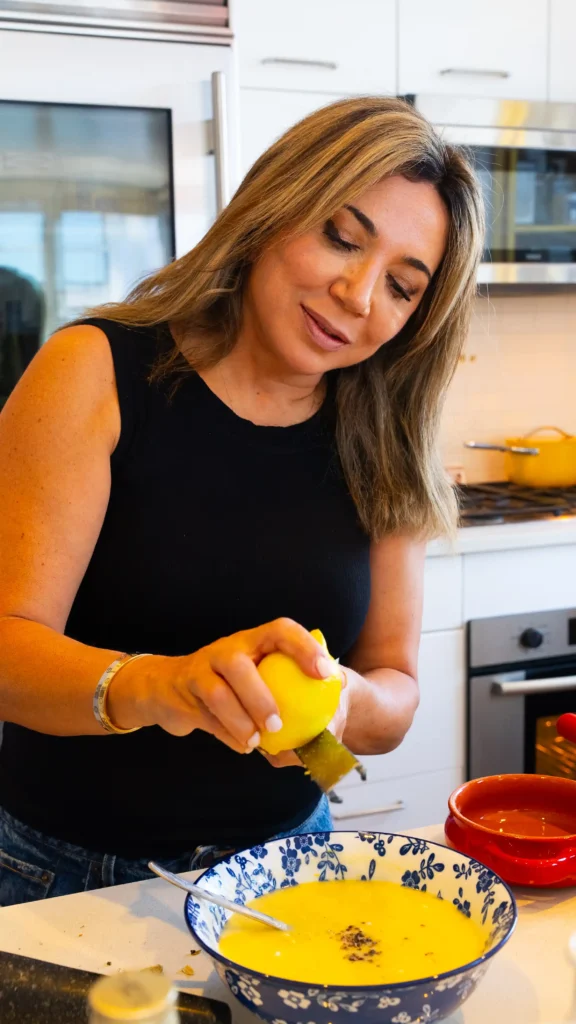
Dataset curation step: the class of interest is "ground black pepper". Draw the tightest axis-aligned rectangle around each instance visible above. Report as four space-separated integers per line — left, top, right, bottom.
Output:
336 925 381 962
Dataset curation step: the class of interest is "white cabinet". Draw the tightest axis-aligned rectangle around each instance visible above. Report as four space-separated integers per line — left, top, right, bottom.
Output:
239 89 347 176
398 0 548 101
549 0 576 101
233 0 396 95
339 628 465 789
329 766 462 834
422 554 462 632
463 544 576 619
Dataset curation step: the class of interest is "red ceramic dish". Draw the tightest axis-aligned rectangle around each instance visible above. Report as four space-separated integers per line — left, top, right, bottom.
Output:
445 775 576 888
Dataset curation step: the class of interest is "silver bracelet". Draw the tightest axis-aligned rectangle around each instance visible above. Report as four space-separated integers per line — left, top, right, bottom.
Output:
93 653 152 734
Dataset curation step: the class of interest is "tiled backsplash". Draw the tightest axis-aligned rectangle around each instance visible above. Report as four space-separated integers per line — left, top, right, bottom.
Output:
440 292 576 483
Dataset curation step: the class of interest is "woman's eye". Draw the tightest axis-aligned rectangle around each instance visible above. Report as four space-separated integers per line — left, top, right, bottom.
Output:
323 220 359 253
388 276 412 303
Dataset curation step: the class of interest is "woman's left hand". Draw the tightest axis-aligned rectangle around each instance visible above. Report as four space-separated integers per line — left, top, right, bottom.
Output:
262 668 351 768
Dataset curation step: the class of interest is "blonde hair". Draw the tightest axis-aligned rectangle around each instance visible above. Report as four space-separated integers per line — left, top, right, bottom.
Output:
83 97 484 539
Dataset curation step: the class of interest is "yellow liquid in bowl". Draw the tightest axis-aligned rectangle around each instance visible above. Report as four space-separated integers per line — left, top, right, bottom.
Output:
219 881 486 985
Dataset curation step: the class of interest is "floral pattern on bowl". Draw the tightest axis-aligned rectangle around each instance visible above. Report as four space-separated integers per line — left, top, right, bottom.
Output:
184 831 517 1024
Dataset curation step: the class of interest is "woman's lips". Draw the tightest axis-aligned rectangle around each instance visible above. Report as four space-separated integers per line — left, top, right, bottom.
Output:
301 306 351 352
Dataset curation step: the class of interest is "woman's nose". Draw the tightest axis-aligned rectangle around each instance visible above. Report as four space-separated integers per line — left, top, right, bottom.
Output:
330 262 380 318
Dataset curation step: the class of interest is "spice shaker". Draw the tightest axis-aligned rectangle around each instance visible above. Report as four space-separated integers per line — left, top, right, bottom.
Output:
88 971 179 1023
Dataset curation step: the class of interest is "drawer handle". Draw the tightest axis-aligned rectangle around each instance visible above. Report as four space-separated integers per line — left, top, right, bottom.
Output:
261 57 338 71
211 70 230 214
332 800 405 822
439 67 510 79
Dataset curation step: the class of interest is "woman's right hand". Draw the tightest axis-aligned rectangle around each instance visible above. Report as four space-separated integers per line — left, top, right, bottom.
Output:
107 618 334 754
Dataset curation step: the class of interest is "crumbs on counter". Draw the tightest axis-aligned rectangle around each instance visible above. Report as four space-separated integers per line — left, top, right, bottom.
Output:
189 949 201 957
140 965 164 974
106 962 112 967
179 965 195 977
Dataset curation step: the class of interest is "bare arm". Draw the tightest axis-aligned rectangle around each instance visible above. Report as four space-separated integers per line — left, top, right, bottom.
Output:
341 533 425 755
0 325 127 734
0 329 328 745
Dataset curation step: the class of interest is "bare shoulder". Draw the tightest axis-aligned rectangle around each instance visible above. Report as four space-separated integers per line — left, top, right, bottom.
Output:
0 324 123 627
0 323 120 453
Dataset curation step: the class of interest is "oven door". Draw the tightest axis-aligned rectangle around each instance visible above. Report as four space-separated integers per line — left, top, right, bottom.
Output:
468 660 576 780
0 26 235 403
410 95 576 285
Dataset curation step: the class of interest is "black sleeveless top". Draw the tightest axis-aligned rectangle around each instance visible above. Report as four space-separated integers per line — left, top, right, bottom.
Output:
0 320 371 857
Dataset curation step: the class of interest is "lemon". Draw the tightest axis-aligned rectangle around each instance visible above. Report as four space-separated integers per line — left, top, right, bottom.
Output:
258 629 342 755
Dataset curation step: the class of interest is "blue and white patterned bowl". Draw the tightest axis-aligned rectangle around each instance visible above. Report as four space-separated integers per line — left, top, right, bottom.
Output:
184 831 517 1024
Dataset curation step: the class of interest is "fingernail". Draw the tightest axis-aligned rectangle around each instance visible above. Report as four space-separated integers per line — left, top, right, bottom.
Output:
317 656 334 679
265 714 283 734
246 731 261 749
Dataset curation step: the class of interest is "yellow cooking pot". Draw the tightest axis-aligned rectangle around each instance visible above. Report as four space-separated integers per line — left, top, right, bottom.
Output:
465 427 576 488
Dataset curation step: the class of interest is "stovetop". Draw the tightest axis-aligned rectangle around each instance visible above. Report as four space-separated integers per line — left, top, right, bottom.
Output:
458 481 576 526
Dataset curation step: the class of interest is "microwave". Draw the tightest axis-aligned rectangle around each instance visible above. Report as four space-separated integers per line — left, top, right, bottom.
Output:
408 95 576 285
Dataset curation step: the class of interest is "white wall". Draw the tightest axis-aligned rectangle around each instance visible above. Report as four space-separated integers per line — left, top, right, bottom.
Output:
439 292 576 482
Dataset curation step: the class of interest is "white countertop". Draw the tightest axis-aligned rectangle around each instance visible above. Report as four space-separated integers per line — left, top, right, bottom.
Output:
0 825 574 1024
428 516 576 557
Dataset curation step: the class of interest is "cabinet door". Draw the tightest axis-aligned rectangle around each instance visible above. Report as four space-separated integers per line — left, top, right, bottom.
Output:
329 766 463 833
398 0 548 101
233 0 396 95
338 628 465 789
422 554 463 632
463 545 576 619
550 0 576 101
240 89 347 176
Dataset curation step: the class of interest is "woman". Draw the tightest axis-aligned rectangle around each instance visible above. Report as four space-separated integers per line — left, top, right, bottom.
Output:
0 97 483 905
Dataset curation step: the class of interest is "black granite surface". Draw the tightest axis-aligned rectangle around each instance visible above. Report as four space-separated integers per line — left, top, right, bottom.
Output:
0 950 232 1023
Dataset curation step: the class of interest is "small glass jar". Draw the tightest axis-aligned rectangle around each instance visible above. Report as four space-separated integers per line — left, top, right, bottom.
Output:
88 971 179 1024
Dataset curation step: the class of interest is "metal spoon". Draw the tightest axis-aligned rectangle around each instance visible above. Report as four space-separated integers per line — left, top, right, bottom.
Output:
148 861 291 933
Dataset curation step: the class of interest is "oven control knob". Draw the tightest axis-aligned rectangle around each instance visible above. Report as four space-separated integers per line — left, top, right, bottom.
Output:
519 627 544 650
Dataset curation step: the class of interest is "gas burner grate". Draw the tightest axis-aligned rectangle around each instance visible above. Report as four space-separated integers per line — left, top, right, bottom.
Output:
457 481 576 525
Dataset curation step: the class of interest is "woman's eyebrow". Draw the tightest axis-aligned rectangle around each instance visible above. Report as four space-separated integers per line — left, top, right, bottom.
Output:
401 256 432 281
345 204 377 237
344 206 432 281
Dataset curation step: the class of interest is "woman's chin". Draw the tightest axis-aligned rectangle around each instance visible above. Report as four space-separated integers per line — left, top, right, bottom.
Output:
275 338 348 377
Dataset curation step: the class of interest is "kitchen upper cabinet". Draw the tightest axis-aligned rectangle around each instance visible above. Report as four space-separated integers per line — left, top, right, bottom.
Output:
398 0 548 101
233 0 396 95
549 0 576 101
239 88 347 176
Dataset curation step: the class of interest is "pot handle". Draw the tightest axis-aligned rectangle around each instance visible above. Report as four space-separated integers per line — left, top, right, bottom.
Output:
481 840 576 884
524 426 572 440
464 441 539 456
445 815 576 885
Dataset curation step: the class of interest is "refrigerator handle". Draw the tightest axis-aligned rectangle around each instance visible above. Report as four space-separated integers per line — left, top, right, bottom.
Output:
211 70 230 214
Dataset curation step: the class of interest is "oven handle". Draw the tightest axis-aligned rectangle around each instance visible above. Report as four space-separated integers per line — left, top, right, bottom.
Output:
492 675 576 696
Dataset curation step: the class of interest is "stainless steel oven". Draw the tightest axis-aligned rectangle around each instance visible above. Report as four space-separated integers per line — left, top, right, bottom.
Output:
409 95 576 286
0 1 236 406
468 607 576 780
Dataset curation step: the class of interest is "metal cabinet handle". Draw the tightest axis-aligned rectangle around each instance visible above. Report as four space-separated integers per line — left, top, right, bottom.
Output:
439 68 510 79
211 70 230 215
464 441 539 456
492 676 576 696
332 800 404 822
261 57 338 70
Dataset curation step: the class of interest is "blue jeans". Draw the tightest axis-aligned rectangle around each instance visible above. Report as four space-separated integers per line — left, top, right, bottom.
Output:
0 798 333 907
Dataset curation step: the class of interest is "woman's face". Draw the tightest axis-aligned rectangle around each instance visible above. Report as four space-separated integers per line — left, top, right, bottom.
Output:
241 175 449 376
